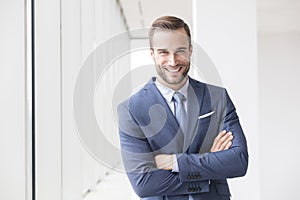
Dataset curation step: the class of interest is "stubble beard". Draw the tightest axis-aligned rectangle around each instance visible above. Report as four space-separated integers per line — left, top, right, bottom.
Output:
156 63 190 86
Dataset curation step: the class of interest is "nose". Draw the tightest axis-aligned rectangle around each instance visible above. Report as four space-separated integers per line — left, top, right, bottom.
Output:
167 53 178 66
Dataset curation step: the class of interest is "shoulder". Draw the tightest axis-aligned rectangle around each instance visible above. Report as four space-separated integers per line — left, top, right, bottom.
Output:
188 77 233 112
117 80 160 127
118 80 154 112
189 77 226 95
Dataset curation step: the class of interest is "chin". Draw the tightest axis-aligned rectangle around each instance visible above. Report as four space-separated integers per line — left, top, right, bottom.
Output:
166 76 186 85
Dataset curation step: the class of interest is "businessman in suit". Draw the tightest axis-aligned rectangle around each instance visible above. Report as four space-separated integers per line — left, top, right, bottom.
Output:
118 16 248 200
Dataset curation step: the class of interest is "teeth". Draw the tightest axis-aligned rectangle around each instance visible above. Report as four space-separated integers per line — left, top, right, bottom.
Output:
166 67 181 72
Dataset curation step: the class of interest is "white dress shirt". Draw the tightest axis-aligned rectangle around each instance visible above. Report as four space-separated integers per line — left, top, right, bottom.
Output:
155 79 189 114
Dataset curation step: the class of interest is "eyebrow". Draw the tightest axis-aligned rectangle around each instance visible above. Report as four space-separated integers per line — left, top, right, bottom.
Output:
156 47 188 51
177 47 188 50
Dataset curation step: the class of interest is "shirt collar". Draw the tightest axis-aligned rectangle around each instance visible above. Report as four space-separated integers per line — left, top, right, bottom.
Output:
155 77 189 103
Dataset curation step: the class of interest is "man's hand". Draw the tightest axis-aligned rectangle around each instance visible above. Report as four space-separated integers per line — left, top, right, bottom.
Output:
154 154 174 170
210 130 233 152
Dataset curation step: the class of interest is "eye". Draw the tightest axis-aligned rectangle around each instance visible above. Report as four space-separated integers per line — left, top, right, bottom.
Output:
158 51 169 55
175 49 186 55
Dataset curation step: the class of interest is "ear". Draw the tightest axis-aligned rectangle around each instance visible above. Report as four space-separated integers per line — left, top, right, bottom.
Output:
189 45 193 55
150 48 155 59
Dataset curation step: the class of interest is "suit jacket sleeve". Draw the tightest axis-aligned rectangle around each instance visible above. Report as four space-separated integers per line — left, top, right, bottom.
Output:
118 101 210 198
176 89 248 182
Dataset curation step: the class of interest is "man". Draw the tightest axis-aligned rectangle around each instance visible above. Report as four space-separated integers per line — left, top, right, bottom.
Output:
118 16 248 200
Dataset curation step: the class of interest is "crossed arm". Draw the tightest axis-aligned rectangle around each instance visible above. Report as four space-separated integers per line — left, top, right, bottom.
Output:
155 130 234 170
119 120 247 197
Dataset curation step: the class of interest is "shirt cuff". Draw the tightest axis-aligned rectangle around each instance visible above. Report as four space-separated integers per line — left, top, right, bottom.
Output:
172 154 179 172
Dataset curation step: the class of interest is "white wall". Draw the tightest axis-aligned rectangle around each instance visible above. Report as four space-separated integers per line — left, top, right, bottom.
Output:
33 0 130 199
193 1 259 199
61 0 130 199
257 1 300 199
0 1 26 200
258 32 300 200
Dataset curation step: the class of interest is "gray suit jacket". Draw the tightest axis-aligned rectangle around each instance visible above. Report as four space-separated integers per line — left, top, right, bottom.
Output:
118 77 248 200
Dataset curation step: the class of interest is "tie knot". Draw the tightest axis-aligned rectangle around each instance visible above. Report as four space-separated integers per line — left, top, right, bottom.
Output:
173 92 185 103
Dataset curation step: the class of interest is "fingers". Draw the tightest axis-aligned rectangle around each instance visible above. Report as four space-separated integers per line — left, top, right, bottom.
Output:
155 154 173 170
219 132 233 149
214 130 226 142
210 130 233 152
154 154 164 169
224 141 232 150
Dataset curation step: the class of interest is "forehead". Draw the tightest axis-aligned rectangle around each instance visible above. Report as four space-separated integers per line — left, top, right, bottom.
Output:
151 28 189 50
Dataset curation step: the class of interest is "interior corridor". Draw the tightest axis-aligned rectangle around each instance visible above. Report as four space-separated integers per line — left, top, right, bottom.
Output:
1 0 300 200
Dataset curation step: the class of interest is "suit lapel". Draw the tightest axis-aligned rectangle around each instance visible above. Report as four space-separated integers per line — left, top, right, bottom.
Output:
188 79 215 153
183 83 202 151
182 78 211 153
143 79 184 152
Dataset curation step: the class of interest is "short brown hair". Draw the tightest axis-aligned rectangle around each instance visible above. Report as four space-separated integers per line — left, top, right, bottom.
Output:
149 16 191 48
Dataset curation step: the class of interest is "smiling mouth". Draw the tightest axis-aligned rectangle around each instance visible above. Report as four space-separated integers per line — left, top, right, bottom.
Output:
164 66 184 73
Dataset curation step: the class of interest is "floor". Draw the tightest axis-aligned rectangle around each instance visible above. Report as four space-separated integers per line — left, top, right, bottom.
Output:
83 170 139 200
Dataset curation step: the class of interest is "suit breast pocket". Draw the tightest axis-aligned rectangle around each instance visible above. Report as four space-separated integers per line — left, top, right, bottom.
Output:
198 116 211 125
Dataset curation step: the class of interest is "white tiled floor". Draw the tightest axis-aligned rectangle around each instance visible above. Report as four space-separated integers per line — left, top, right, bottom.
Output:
83 170 139 200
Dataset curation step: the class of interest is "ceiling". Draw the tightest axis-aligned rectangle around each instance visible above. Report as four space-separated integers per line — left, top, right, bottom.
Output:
119 0 193 38
119 0 300 37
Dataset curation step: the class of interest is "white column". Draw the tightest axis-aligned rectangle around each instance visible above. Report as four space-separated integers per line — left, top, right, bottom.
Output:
34 0 62 199
0 0 26 200
258 26 300 200
192 1 260 199
61 0 84 199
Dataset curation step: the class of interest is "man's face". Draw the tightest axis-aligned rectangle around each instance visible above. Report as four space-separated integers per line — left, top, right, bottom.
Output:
150 27 192 89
